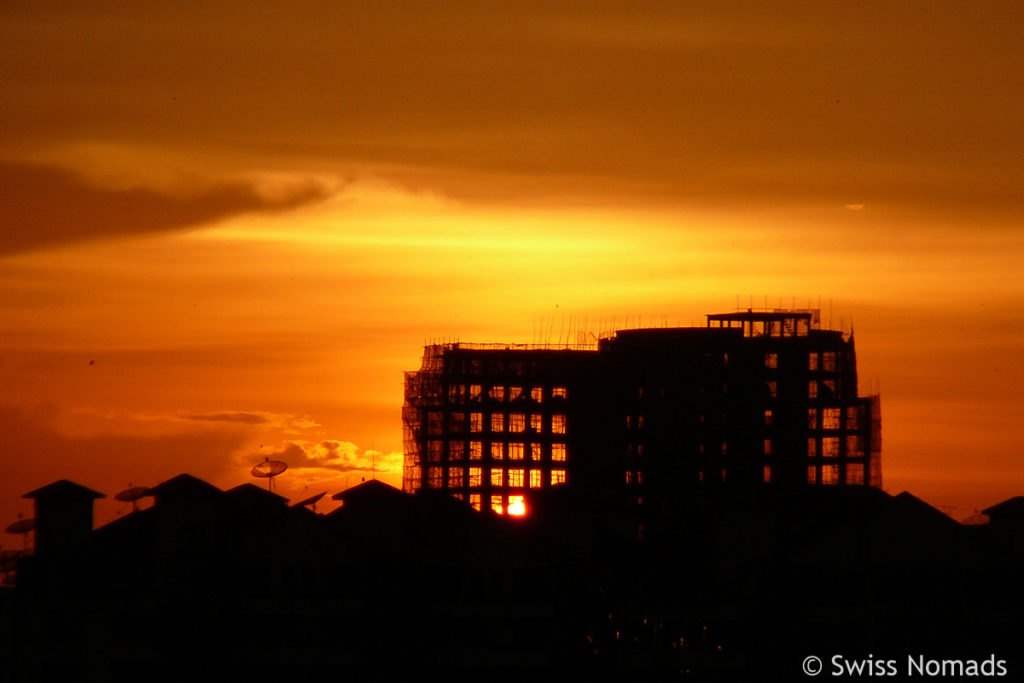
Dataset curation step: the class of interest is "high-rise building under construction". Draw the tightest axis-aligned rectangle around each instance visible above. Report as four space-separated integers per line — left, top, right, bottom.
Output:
403 309 881 515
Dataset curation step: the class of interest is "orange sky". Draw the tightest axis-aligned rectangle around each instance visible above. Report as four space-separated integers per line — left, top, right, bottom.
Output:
2 2 1023 531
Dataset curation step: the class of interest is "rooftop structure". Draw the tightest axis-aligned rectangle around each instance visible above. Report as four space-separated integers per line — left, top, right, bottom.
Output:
402 309 881 515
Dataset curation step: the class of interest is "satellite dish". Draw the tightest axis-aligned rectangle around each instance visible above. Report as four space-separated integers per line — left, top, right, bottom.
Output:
291 491 326 511
251 457 287 490
5 518 34 535
5 517 34 550
114 485 152 512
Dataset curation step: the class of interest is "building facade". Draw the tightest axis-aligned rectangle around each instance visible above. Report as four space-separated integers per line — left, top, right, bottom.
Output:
403 309 881 514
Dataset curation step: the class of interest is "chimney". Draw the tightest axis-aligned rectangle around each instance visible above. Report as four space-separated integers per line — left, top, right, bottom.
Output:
22 479 105 555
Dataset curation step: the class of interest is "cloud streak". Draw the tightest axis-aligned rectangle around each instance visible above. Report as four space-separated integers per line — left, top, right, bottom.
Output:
181 412 269 425
0 162 330 255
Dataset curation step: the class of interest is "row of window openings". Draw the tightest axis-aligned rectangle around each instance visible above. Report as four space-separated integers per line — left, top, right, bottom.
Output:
763 379 839 399
764 351 839 371
454 357 553 377
625 404 861 432
624 464 865 486
624 441 730 457
631 378 840 401
765 407 866 430
626 413 747 430
809 406 864 429
809 463 866 485
448 384 568 404
633 382 727 400
621 436 864 458
427 466 567 489
712 317 810 337
624 405 864 434
428 412 567 436
452 363 839 400
626 442 732 456
807 436 866 458
425 440 567 462
762 436 865 457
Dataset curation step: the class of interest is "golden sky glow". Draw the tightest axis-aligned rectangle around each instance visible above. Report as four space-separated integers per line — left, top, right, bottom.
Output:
2 2 1024 527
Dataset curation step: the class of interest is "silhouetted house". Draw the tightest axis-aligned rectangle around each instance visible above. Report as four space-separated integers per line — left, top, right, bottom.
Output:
331 477 407 513
402 309 881 515
22 480 104 557
148 472 222 506
7 467 1024 682
7 474 585 681
979 496 1024 564
981 496 1024 525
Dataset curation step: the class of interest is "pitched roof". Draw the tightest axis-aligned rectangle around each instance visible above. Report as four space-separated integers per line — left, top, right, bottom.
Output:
331 478 404 503
147 473 223 502
890 491 959 528
225 483 289 506
23 479 105 500
981 496 1024 519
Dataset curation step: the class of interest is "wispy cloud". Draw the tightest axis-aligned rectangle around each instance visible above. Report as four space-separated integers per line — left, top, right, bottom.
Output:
61 407 322 434
181 412 269 425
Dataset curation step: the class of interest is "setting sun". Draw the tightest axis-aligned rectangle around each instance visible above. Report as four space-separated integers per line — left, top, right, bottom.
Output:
507 495 526 517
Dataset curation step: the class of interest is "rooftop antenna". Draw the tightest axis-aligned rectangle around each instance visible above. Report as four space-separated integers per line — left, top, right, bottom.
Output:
251 457 288 491
114 484 152 512
5 515 35 550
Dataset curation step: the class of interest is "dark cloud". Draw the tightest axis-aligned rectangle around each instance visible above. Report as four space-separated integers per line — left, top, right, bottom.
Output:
2 3 1023 221
182 412 269 425
0 162 330 255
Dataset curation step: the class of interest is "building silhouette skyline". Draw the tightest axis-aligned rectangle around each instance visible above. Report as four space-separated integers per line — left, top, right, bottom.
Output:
5 308 1024 682
403 308 881 518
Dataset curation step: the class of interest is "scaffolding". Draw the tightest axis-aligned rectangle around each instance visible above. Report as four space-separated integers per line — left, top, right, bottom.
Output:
402 346 447 493
869 395 882 488
402 310 884 504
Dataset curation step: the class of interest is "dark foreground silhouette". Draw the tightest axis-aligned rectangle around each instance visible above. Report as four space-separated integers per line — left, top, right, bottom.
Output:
2 476 1023 682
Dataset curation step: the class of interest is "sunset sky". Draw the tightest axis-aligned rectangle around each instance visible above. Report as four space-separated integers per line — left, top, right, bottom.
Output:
2 1 1023 530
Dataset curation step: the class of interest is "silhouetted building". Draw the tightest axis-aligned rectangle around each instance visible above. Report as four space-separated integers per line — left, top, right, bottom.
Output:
6 470 1024 682
402 309 881 514
22 480 104 556
21 311 1024 682
981 496 1024 525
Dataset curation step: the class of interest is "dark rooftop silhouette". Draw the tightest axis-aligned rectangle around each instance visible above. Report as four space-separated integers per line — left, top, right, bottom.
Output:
2 314 1022 681
2 466 1023 682
22 480 105 501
